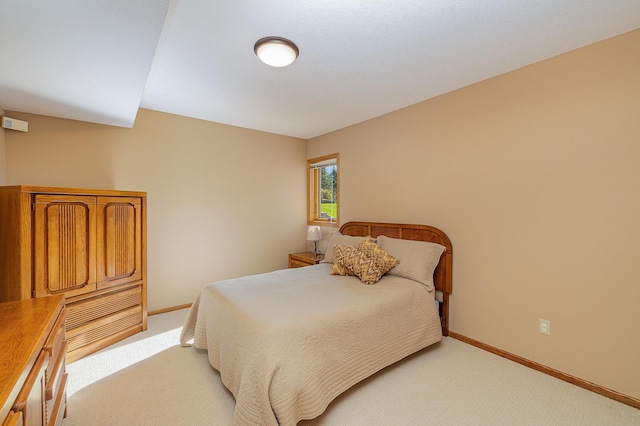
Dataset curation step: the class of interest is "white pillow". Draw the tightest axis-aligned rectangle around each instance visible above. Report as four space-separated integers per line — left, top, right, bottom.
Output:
321 233 373 263
376 235 445 291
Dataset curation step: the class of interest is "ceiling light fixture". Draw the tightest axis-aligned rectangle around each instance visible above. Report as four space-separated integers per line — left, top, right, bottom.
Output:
254 37 299 67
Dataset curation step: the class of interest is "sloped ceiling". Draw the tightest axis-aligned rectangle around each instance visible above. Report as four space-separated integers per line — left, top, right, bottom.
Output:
1 1 639 139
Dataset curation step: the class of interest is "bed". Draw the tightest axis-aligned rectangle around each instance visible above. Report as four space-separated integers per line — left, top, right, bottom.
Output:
180 221 453 425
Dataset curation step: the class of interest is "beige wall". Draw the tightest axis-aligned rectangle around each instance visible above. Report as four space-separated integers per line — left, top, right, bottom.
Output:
309 29 640 400
4 108 309 310
0 106 5 184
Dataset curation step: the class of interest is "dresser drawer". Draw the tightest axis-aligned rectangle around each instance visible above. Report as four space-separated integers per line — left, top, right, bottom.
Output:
66 285 142 330
43 310 66 383
42 307 68 426
289 258 312 268
0 295 67 426
44 341 66 402
12 350 48 425
288 252 324 268
66 306 142 355
65 283 145 362
45 372 67 426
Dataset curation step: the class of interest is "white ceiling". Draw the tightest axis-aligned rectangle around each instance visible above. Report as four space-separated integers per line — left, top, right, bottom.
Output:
1 1 639 139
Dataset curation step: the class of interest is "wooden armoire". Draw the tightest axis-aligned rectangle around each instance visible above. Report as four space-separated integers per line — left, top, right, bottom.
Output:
0 186 147 362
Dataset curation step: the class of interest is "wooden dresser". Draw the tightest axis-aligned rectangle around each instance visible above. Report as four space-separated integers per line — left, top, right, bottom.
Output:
0 295 67 426
0 186 147 362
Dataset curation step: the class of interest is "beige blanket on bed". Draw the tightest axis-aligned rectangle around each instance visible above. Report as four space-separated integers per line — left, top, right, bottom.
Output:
180 264 442 425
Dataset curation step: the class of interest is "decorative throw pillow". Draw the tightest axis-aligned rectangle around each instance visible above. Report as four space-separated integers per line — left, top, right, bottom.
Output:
321 233 375 264
330 245 356 276
340 237 399 285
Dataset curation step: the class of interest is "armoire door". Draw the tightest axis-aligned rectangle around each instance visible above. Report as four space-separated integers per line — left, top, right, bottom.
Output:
96 196 142 289
33 194 97 298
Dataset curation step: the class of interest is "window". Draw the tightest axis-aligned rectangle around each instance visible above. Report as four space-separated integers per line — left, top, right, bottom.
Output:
307 153 339 225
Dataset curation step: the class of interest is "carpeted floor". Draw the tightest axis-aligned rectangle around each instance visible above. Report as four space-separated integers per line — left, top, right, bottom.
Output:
63 309 640 425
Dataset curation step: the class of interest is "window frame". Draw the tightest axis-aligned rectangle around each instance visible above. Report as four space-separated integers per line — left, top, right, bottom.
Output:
307 153 339 226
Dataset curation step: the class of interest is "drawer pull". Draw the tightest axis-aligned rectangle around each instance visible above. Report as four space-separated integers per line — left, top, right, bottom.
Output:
48 372 68 426
45 341 67 401
44 309 67 355
12 350 48 413
3 410 23 426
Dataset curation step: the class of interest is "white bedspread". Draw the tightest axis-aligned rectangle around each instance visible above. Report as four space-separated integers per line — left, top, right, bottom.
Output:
180 264 442 425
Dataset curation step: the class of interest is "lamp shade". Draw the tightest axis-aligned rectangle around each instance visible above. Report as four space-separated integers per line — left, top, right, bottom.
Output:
306 226 322 242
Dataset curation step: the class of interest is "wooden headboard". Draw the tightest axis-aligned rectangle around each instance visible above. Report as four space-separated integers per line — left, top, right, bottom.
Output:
339 221 453 335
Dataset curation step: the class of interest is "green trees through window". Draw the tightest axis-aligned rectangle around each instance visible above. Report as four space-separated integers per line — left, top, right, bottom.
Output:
308 154 339 225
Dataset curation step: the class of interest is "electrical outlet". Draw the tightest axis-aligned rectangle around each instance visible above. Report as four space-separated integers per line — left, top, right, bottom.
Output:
539 319 551 335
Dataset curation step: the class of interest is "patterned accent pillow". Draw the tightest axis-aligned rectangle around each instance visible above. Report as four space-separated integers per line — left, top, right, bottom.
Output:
330 245 356 276
338 237 399 285
322 234 374 264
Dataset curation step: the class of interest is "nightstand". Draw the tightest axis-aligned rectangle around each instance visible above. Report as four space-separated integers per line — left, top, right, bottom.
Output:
288 251 324 268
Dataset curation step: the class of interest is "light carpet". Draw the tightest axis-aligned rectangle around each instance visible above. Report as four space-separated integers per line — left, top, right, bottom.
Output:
63 309 640 425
